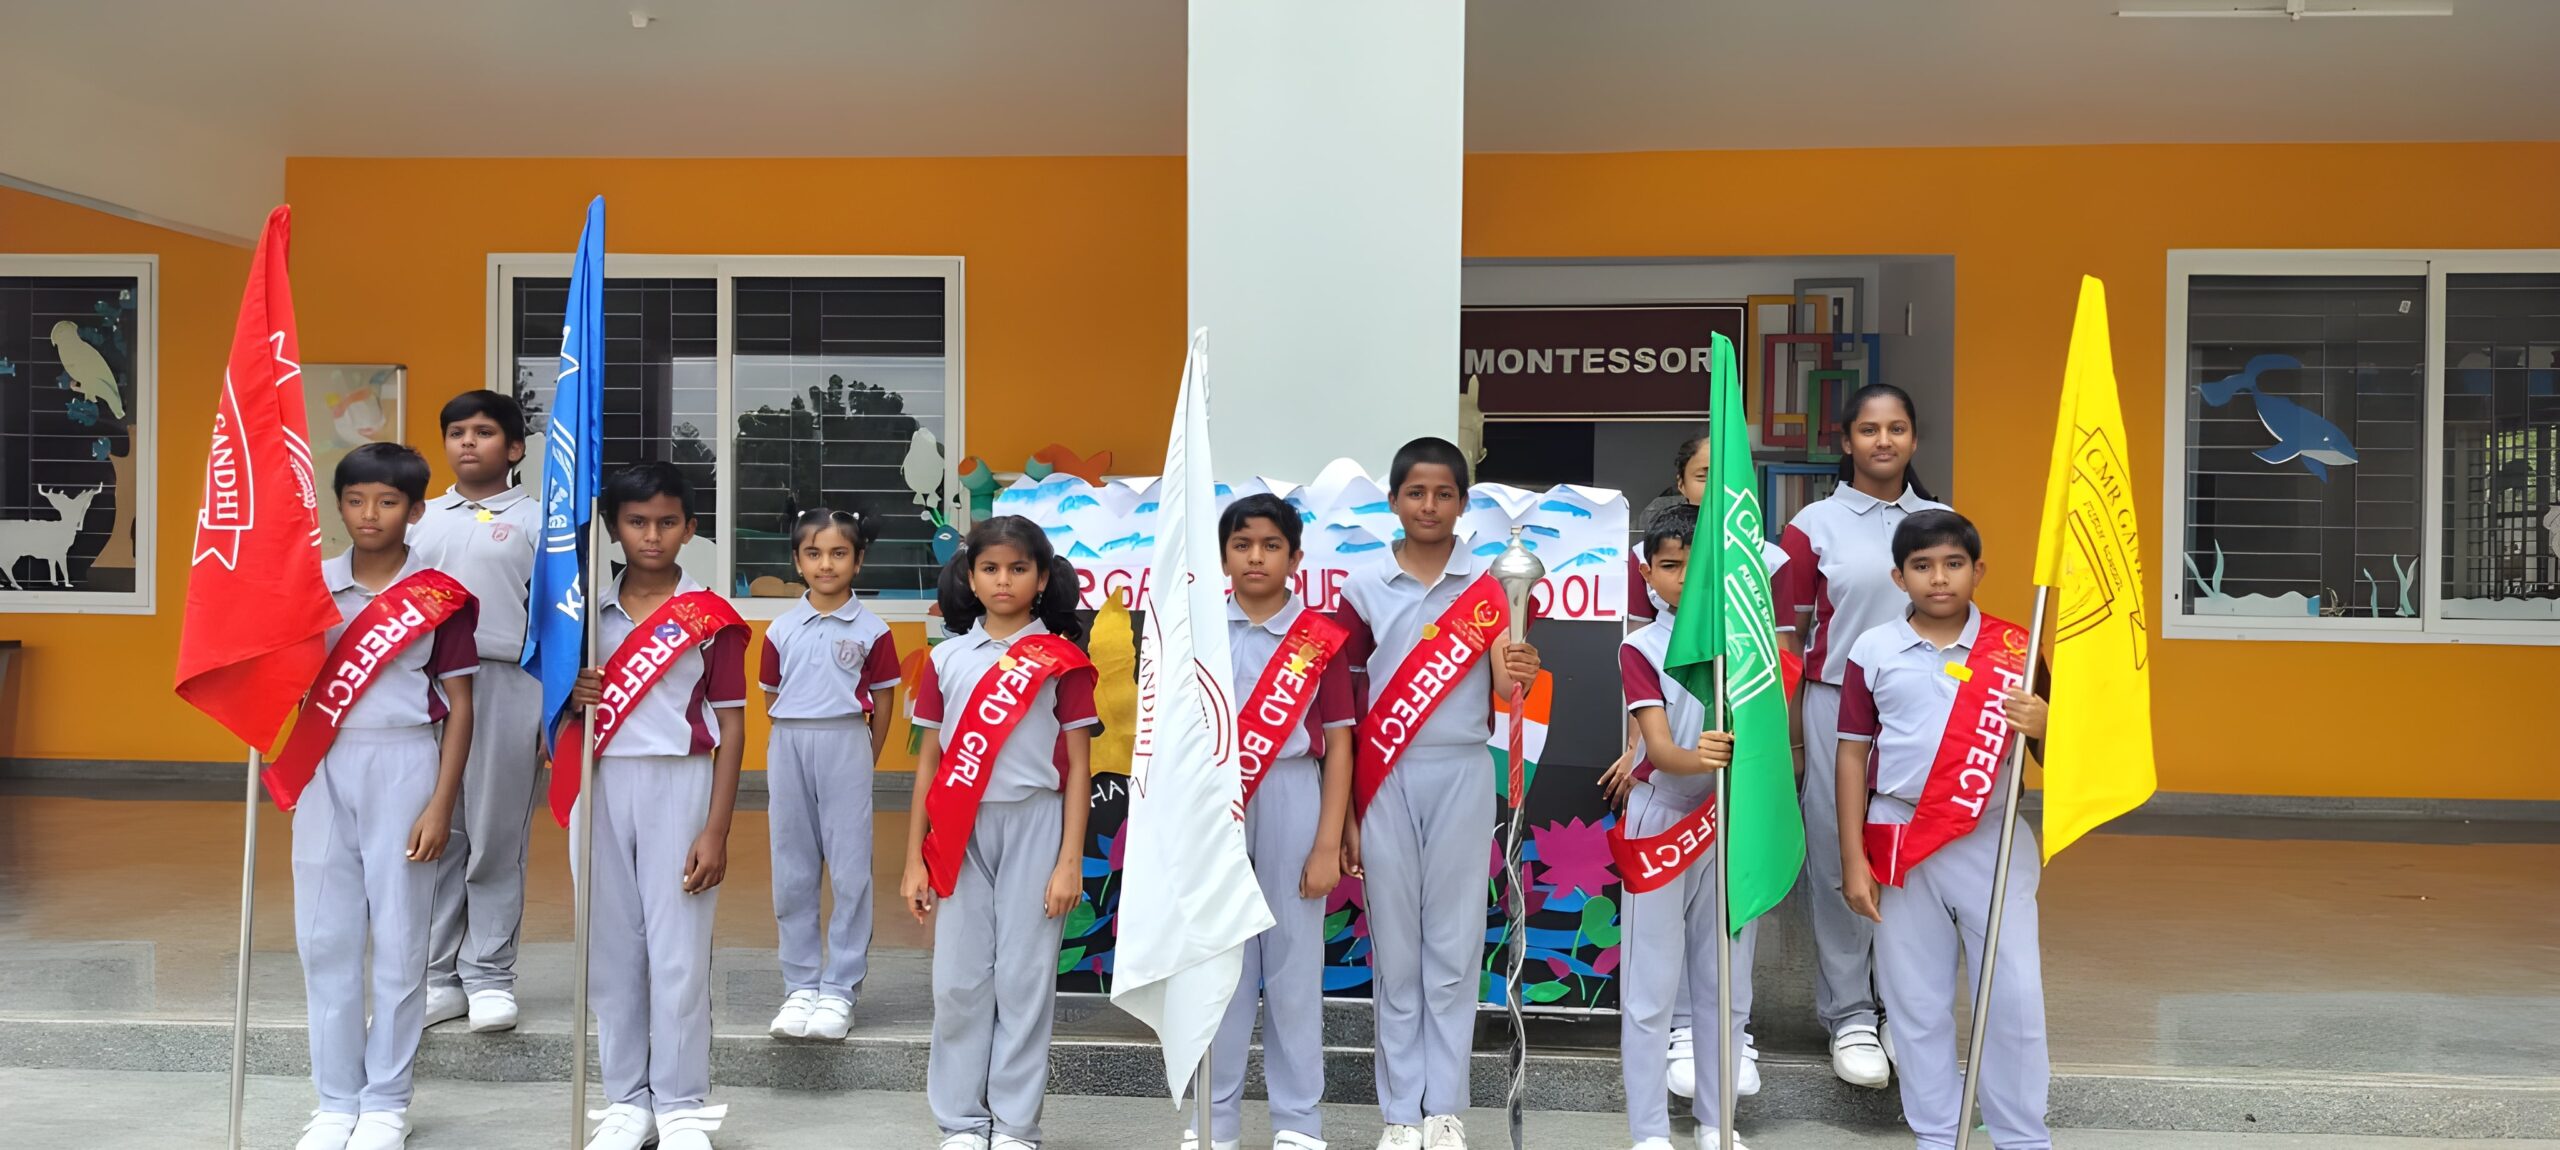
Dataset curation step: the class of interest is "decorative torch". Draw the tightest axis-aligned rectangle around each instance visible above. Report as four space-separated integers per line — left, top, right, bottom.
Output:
1485 526 1544 1150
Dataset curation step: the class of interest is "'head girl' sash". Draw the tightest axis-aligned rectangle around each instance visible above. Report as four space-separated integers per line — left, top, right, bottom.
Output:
921 633 1093 898
1236 609 1347 809
1353 573 1508 820
546 589 748 826
1862 612 2031 886
264 570 477 809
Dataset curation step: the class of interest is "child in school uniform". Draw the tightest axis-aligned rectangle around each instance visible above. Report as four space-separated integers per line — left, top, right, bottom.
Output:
410 389 544 1033
1776 383 1949 1089
902 515 1099 1150
294 443 480 1150
1834 510 2051 1150
565 462 750 1150
1335 438 1541 1150
761 509 901 1041
1615 507 1752 1150
1183 493 1358 1150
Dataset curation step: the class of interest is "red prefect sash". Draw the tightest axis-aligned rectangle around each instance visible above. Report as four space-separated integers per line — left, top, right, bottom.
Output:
1236 610 1348 808
1353 574 1508 819
264 570 477 810
922 633 1093 898
546 590 748 826
1863 613 2032 887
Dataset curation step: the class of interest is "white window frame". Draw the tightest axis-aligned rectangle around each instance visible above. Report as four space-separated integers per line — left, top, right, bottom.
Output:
2164 249 2560 646
488 254 966 622
0 255 157 615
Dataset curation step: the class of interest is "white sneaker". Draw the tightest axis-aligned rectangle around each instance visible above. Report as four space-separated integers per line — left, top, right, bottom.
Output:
1422 1115 1468 1150
422 983 468 1027
990 1137 1037 1150
806 994 854 1040
1830 1023 1890 1088
1179 1129 1241 1150
1737 1043 1761 1098
1664 1024 1696 1098
937 1135 990 1150
769 989 818 1038
656 1104 726 1150
467 988 519 1033
1630 1139 1675 1150
1690 1132 1750 1150
584 1103 655 1150
1273 1133 1327 1150
296 1111 358 1150
1375 1125 1424 1150
346 1111 408 1150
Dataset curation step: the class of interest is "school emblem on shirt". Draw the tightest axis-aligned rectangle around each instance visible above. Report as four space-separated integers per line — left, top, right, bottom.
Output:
834 637 866 673
490 522 515 543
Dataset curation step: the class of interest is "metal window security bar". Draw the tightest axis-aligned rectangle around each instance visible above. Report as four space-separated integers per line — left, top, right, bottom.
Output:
2440 273 2560 621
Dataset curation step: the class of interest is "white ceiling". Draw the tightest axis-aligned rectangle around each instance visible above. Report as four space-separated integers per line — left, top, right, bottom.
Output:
5 0 2555 239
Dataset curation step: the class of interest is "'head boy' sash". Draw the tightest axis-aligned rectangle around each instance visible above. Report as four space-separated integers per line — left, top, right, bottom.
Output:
1237 609 1347 809
546 589 748 826
1862 612 2030 886
265 570 477 810
922 633 1093 898
1353 573 1508 820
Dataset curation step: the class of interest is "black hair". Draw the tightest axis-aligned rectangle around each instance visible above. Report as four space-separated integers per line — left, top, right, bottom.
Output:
600 460 697 522
1833 383 1937 503
936 514 1084 642
1891 508 1982 567
1672 435 1707 479
333 442 430 503
437 389 528 444
1218 493 1303 553
1387 436 1471 496
1642 503 1696 561
790 507 874 554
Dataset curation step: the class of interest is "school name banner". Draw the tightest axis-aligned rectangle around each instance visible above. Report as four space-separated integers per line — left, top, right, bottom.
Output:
993 458 1631 622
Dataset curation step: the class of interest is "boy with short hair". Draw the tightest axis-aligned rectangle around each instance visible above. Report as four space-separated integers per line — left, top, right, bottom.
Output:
1335 437 1541 1150
410 389 544 1032
289 443 481 1150
1834 509 2051 1150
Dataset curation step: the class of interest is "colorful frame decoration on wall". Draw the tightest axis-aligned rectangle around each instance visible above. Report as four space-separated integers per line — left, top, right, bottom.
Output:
1759 333 1837 451
303 365 406 554
0 258 156 613
1745 293 1824 453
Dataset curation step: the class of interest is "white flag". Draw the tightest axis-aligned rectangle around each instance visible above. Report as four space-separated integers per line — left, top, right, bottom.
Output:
1110 329 1276 1102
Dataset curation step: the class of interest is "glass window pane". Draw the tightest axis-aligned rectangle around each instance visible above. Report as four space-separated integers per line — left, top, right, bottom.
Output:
512 276 722 583
2181 275 2424 620
730 276 949 601
0 274 143 597
2441 273 2560 621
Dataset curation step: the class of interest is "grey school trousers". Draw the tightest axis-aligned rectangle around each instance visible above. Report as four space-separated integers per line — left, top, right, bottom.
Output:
1361 745 1493 1127
571 753 719 1115
1619 784 1759 1141
929 793 1068 1144
767 717 876 1001
295 727 441 1114
1801 681 1882 1034
1207 758 1328 1144
428 660 543 993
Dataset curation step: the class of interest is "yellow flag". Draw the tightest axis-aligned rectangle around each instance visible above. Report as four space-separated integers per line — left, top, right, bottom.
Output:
1087 588 1138 776
2033 276 2157 859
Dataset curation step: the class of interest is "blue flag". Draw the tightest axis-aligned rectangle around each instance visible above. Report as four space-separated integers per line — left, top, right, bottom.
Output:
523 196 606 738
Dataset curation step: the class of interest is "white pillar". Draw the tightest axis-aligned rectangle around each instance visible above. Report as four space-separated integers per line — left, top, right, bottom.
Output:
1188 0 1465 482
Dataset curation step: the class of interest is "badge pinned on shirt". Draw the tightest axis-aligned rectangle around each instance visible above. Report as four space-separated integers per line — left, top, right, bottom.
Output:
475 507 495 523
1944 661 1973 683
833 638 866 673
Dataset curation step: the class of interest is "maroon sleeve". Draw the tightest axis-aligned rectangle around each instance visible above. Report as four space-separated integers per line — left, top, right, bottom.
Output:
1778 522 1821 614
1332 599 1376 714
1316 645 1357 727
758 634 783 691
863 631 903 690
910 654 945 728
1837 658 1881 740
703 625 749 706
1625 553 1655 621
1619 643 1665 709
427 600 482 680
1054 665 1100 730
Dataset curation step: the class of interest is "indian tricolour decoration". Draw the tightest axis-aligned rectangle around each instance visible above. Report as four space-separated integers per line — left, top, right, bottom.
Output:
994 459 1630 622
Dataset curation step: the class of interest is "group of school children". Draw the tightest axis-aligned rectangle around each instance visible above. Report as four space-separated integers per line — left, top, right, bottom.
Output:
281 382 2052 1150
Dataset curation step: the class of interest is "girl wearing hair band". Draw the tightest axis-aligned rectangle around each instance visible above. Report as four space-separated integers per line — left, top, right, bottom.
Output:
760 510 900 1042
1774 383 1947 1091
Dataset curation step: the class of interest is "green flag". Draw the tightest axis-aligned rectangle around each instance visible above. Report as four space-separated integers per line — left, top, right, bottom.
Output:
1664 332 1805 934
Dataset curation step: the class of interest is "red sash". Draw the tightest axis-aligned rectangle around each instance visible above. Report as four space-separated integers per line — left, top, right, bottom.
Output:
265 570 477 810
1863 613 2031 887
922 633 1093 898
546 590 748 826
1236 610 1348 808
1353 574 1509 819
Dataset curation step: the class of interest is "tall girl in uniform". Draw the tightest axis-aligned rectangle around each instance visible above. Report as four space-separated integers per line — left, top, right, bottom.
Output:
1773 384 1947 1090
761 510 900 1041
902 515 1099 1150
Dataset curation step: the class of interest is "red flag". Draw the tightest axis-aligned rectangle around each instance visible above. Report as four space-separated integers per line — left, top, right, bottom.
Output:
173 206 338 751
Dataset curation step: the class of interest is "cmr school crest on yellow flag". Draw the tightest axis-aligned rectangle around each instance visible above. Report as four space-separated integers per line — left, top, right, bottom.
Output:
2032 276 2158 860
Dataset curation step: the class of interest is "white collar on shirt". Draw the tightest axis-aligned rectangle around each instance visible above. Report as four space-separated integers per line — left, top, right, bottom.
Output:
436 484 532 513
323 546 431 595
792 593 869 626
1833 482 1930 516
1887 604 1983 654
1226 594 1306 635
601 568 706 621
948 617 1053 652
1385 538 1480 590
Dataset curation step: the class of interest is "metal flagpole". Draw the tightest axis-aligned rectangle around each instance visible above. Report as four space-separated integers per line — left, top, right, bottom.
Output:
1709 657 1735 1150
228 747 261 1150
568 510 604 1148
1952 585 2052 1150
1191 1046 1212 1149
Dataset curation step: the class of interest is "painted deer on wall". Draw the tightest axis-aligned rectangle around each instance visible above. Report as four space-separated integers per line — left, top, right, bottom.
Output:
0 485 104 590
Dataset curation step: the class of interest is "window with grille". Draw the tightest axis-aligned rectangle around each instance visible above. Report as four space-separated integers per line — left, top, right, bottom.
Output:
0 258 153 614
